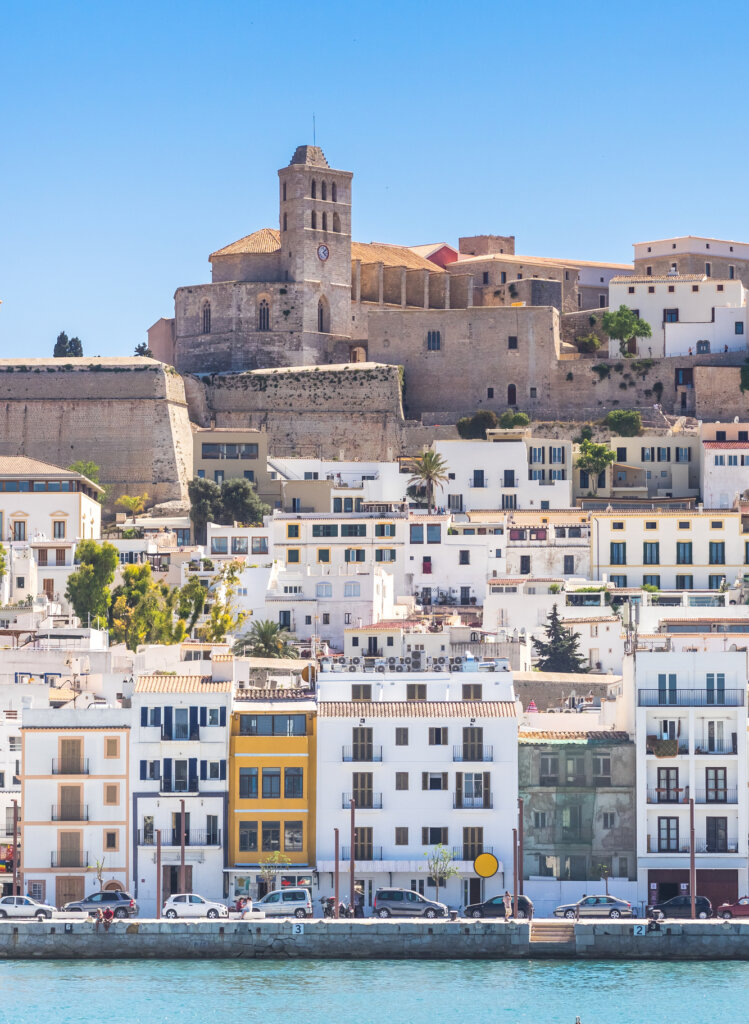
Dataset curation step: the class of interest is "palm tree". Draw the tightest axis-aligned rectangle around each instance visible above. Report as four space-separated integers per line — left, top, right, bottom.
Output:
406 451 449 513
233 619 296 659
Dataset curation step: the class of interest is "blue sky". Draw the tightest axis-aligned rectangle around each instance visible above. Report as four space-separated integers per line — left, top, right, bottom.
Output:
0 0 743 358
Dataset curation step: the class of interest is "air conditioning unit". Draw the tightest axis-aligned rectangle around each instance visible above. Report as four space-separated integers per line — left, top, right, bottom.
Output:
395 665 404 673
348 666 357 673
434 664 443 672
352 657 361 665
376 665 385 673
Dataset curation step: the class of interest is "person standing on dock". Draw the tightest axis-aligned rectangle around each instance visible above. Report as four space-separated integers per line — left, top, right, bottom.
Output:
503 891 512 921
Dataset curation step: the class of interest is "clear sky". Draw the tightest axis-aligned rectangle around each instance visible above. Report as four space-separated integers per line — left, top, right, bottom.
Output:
1 0 744 358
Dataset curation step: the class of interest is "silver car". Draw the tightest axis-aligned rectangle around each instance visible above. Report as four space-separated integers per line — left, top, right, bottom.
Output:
63 890 139 918
554 894 634 919
373 888 447 918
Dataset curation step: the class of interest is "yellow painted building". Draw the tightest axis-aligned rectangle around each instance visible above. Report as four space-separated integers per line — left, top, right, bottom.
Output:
228 691 316 901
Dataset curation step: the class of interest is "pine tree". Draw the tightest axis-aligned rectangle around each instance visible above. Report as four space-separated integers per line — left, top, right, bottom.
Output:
532 603 589 673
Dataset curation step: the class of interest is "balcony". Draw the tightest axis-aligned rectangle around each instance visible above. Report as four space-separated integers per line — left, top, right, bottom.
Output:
51 804 89 821
646 738 690 756
695 838 739 854
159 776 199 794
452 845 494 861
342 746 382 763
537 776 588 787
452 745 493 763
51 850 88 868
51 758 89 775
695 789 738 804
638 689 744 707
453 794 493 809
162 729 200 742
137 829 221 847
343 792 382 809
694 740 737 755
341 846 383 861
648 838 692 854
647 788 688 804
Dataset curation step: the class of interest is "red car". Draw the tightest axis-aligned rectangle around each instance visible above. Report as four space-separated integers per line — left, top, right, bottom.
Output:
717 897 749 919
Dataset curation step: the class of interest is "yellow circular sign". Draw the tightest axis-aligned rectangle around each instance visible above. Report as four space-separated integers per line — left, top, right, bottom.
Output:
473 852 499 878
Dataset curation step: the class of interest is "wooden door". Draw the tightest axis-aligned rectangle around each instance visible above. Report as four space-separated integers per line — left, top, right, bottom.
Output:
352 772 373 809
60 738 82 774
56 876 84 909
59 785 81 821
59 831 81 867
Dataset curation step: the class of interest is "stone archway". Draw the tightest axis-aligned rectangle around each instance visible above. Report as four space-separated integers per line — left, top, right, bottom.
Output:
103 880 124 892
350 345 367 363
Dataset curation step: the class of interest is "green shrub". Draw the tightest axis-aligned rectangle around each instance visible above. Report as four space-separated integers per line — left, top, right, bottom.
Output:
592 363 611 380
457 409 499 439
575 333 601 354
604 409 642 436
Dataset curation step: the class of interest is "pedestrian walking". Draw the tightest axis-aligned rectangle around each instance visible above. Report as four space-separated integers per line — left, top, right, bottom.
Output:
503 890 512 921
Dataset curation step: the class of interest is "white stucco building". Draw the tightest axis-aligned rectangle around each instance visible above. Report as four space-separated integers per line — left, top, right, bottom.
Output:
608 275 747 358
315 659 518 911
633 649 748 911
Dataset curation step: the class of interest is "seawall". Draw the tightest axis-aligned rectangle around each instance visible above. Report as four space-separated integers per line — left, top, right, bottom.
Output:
4 918 749 960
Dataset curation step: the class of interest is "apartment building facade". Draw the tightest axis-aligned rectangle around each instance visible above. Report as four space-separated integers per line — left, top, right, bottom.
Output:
315 661 518 910
228 691 316 902
131 672 232 914
634 650 748 909
21 707 130 908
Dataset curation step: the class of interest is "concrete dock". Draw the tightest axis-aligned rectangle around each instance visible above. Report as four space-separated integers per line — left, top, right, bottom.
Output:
2 917 749 960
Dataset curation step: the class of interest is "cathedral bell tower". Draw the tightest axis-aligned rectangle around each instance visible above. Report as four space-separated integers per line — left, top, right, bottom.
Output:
278 145 352 341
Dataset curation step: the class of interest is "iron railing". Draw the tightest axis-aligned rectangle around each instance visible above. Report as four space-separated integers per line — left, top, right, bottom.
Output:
51 758 89 775
341 846 383 861
452 845 493 860
452 745 493 763
341 746 382 763
159 776 199 794
51 804 89 821
453 794 493 809
137 829 221 847
51 850 88 868
638 689 744 707
342 793 382 809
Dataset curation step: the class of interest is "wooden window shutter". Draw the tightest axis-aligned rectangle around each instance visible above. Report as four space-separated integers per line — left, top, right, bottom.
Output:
483 771 491 808
421 827 428 844
422 772 428 790
456 772 463 805
441 772 448 790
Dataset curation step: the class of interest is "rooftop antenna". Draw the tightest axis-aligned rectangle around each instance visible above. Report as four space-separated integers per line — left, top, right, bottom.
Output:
313 113 316 146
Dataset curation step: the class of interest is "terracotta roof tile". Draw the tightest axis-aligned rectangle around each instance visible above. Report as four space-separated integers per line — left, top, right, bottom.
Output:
135 674 233 693
210 228 281 259
318 700 516 718
352 241 445 272
703 441 749 449
518 730 630 743
234 689 315 701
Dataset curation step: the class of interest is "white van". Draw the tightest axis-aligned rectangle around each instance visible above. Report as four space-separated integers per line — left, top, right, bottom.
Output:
252 887 312 918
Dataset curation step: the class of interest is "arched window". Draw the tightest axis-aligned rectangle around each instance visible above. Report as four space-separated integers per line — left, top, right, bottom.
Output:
283 213 287 231
282 182 286 202
333 213 341 233
311 180 316 198
311 211 317 229
507 383 517 406
332 183 337 203
321 181 327 201
318 297 329 333
258 299 270 332
322 212 327 231
202 303 211 334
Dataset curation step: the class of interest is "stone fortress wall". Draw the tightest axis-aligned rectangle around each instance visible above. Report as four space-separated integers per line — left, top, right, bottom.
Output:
0 359 193 503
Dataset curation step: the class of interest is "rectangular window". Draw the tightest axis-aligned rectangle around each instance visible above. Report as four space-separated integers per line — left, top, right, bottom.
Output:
375 523 396 537
286 549 300 564
343 581 361 597
239 770 258 798
459 550 470 565
422 827 449 846
428 727 448 745
593 754 611 784
395 827 409 845
410 524 423 544
676 542 692 564
316 582 333 598
104 737 119 759
540 755 559 785
395 727 409 746
462 684 482 700
231 537 249 555
284 821 303 852
708 574 725 590
395 772 409 791
284 767 303 799
427 331 441 351
344 548 365 563
239 714 307 737
643 574 660 588
341 524 366 538
675 574 693 589
261 821 280 852
426 524 441 544
352 684 372 701
312 524 339 537
286 524 300 539
262 768 281 799
663 309 679 323
406 684 426 701
239 822 258 852
104 784 119 806
375 548 395 562
210 537 228 555
643 542 660 565
317 548 330 563
251 537 268 555
53 521 66 539
709 541 726 565
602 812 615 829
508 336 518 350
610 542 626 565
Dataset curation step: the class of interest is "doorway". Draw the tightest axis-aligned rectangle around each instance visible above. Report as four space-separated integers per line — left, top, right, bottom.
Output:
162 864 192 899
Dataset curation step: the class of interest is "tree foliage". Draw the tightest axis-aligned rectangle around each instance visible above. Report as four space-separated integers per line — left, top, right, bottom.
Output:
65 541 118 625
406 451 449 513
134 342 153 357
188 477 270 545
532 604 589 673
54 331 83 358
604 409 642 437
456 410 499 439
109 564 186 649
0 543 6 583
575 438 616 495
234 619 296 658
602 305 652 357
68 460 100 484
116 492 149 516
422 843 460 904
258 850 292 892
196 560 246 642
178 575 207 633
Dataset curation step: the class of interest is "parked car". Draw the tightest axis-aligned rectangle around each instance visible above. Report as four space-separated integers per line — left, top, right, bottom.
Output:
554 895 634 919
373 888 448 919
717 897 749 919
465 894 534 919
647 895 712 919
252 887 312 919
63 891 139 918
0 895 55 920
163 893 228 919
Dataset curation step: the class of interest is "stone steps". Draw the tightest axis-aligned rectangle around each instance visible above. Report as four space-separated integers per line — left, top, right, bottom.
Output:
530 920 575 943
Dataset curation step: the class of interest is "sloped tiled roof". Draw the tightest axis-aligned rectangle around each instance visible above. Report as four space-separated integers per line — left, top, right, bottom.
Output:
352 241 445 272
0 456 81 478
210 228 281 259
703 441 749 449
135 674 233 693
235 689 315 701
318 700 516 718
518 730 630 743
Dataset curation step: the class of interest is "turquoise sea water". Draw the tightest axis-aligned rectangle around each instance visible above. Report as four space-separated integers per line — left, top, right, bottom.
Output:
0 958 744 1024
